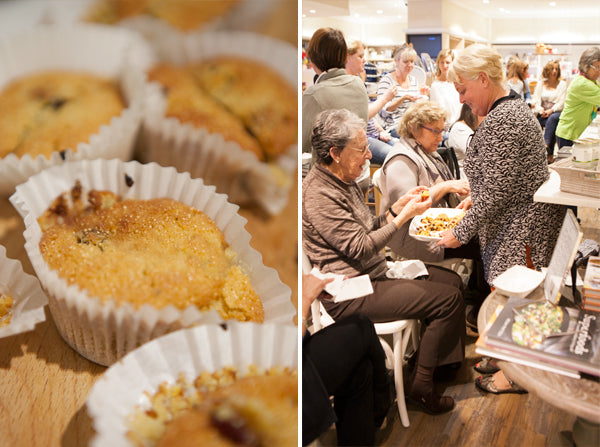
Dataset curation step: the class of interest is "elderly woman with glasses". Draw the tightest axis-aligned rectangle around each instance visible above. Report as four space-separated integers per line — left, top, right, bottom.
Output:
379 101 471 263
303 108 466 415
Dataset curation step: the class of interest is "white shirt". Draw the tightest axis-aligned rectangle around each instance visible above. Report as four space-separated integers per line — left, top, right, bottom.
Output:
429 80 461 124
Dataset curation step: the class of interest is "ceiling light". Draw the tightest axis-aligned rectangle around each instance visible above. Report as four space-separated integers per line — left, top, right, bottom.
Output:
354 13 360 18
377 10 383 14
309 9 316 14
549 1 556 5
482 0 490 3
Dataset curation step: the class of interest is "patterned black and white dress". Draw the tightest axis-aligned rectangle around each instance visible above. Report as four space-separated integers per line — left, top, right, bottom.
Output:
452 91 565 284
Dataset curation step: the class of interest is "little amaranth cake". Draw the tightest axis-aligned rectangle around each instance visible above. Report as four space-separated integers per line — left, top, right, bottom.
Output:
84 0 242 31
0 70 124 159
37 180 264 322
147 57 297 163
127 367 298 447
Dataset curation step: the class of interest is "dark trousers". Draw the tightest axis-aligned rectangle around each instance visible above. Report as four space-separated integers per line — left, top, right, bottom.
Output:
537 111 561 155
324 266 465 369
303 314 390 446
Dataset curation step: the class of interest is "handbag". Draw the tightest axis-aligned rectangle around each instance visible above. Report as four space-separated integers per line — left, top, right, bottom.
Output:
541 99 555 110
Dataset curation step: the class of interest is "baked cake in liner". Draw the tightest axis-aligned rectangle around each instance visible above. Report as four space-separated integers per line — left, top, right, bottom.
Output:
10 159 295 365
86 322 297 446
0 24 153 196
138 30 297 215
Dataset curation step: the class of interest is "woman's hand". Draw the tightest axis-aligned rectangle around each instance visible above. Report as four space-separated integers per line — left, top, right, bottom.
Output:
443 179 470 196
392 192 432 228
456 195 472 211
383 85 397 103
301 274 334 334
437 229 462 248
379 130 392 142
391 185 428 210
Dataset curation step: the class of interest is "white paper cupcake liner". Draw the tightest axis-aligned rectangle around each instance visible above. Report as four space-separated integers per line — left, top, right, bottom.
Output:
137 30 298 215
0 244 47 338
0 23 155 196
10 159 295 365
96 0 277 62
87 322 297 447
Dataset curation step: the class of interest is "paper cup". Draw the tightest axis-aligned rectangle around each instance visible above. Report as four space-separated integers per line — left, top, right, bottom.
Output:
10 159 295 365
0 23 155 196
87 322 297 447
0 244 47 338
137 30 297 215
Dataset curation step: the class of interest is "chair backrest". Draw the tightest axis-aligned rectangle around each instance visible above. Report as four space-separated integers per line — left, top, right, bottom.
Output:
411 65 427 86
437 146 460 179
302 249 335 332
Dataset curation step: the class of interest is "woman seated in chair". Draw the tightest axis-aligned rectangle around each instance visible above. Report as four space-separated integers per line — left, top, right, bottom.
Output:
378 101 490 330
302 108 465 415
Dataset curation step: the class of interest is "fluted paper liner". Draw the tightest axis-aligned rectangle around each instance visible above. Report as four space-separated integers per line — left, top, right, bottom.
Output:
0 245 47 338
10 159 295 365
87 322 297 447
100 0 277 62
138 30 298 215
0 24 155 196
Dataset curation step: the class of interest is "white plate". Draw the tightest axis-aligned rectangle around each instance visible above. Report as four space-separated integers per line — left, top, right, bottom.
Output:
409 208 465 242
492 265 545 298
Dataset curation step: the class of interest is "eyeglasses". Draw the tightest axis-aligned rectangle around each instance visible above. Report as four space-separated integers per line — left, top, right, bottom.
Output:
421 125 447 136
345 144 370 155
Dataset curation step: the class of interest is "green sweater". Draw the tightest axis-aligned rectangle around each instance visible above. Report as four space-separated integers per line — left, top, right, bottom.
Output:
555 74 600 141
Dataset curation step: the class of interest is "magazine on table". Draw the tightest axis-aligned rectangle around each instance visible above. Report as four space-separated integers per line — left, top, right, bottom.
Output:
483 297 600 378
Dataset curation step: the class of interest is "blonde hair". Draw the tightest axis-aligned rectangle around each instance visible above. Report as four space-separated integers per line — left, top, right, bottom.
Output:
435 49 454 77
346 38 365 56
393 43 417 63
447 44 505 85
397 101 448 139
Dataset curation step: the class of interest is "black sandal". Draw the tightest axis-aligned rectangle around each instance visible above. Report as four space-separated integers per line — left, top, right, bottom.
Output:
474 357 500 374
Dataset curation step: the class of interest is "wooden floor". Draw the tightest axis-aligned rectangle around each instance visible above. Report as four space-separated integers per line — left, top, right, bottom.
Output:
313 207 600 447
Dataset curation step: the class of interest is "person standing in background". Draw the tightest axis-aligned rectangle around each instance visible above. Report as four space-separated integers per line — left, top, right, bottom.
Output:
429 49 461 125
531 60 567 163
555 47 600 149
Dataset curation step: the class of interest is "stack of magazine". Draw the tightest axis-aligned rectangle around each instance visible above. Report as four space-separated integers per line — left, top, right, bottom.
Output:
477 210 600 379
477 298 600 379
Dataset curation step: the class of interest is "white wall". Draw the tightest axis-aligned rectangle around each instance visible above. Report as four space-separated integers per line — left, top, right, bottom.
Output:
302 17 407 46
492 17 600 45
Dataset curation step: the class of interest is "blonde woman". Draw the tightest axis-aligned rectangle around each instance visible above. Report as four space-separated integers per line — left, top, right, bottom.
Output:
429 49 461 124
377 43 422 138
532 60 567 162
440 44 565 394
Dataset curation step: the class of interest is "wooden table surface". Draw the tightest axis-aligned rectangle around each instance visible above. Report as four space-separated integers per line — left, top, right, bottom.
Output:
477 289 600 424
0 2 298 446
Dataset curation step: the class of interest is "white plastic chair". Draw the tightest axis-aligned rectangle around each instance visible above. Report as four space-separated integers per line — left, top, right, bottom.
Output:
302 250 419 427
411 65 427 86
